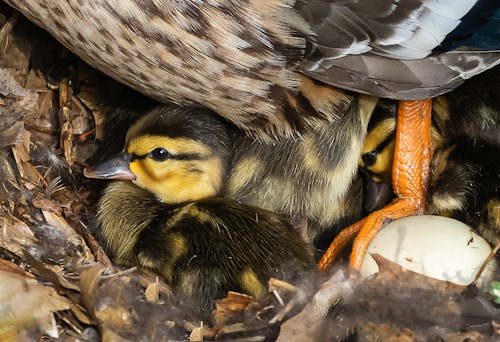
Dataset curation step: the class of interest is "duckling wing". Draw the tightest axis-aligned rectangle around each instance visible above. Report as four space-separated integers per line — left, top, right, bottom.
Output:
298 0 500 99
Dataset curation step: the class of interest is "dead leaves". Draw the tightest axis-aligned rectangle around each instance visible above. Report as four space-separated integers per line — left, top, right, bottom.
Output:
276 255 499 341
79 264 185 341
0 263 70 339
0 216 36 256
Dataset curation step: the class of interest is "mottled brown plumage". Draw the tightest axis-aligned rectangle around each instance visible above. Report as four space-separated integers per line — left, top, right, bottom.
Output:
5 0 499 139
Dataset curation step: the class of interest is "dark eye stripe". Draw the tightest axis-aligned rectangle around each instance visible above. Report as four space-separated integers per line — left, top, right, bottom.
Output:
130 152 206 161
374 130 396 154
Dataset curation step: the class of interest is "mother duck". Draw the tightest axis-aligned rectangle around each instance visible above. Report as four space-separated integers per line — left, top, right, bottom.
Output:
5 0 499 270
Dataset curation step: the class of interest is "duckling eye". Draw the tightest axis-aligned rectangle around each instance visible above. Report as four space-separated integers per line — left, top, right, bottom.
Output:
149 147 170 161
362 151 377 167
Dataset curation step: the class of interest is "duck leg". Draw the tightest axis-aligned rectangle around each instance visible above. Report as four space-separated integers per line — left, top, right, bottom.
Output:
319 99 432 271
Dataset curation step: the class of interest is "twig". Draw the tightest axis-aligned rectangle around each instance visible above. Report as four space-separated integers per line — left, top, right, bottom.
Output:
472 242 500 286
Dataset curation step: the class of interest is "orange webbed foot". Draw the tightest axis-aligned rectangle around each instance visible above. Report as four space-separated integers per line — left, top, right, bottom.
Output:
320 99 433 271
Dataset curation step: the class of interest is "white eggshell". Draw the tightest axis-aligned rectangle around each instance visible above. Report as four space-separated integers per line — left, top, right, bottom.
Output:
360 215 497 287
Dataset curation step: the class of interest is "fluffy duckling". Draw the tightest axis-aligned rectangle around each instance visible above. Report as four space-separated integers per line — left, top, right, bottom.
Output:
96 180 313 311
360 68 500 245
225 93 375 249
84 105 323 309
89 94 377 253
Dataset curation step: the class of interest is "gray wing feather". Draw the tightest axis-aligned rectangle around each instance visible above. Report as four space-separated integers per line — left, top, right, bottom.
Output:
298 0 479 59
298 0 500 99
302 52 500 99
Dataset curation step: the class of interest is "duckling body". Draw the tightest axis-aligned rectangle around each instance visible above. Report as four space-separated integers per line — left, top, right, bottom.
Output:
98 181 313 310
227 94 373 245
429 140 499 245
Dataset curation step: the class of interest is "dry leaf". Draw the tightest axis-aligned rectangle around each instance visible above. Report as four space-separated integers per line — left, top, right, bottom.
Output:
0 258 34 279
0 216 36 257
0 121 25 148
69 303 96 326
71 95 92 135
0 269 70 339
41 209 93 259
22 251 80 291
79 264 185 340
276 269 353 342
357 322 416 342
212 291 253 328
189 322 205 342
145 280 160 303
0 68 26 98
338 255 468 339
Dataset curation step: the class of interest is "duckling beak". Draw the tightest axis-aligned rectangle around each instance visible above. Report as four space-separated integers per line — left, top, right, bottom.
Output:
83 152 136 180
362 172 393 213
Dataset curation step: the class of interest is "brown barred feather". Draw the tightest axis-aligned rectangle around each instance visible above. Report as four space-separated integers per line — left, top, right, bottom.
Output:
5 0 322 140
5 0 499 139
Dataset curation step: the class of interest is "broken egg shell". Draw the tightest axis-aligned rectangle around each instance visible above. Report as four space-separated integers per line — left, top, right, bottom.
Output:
360 215 497 289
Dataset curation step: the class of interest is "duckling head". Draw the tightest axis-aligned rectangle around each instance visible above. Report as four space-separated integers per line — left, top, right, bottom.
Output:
359 102 396 184
84 105 234 203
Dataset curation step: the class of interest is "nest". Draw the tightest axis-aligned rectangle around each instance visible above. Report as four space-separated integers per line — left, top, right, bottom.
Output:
0 8 498 341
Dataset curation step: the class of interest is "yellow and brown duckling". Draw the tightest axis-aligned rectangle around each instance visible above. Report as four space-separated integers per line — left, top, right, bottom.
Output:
84 105 327 310
359 67 500 245
89 94 377 254
225 93 376 250
84 95 381 306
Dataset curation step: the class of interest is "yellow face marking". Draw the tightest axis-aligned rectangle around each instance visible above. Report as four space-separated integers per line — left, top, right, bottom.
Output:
360 119 396 182
240 267 266 299
127 135 224 203
361 119 395 157
361 114 444 183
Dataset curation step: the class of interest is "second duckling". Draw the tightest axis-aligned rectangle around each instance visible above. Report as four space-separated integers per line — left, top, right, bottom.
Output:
96 180 313 311
360 67 500 245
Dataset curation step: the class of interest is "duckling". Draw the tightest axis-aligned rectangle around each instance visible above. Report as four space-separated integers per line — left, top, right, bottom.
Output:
96 180 313 311
86 102 385 309
87 95 377 255
362 114 500 246
359 100 447 212
359 67 500 245
85 105 315 309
